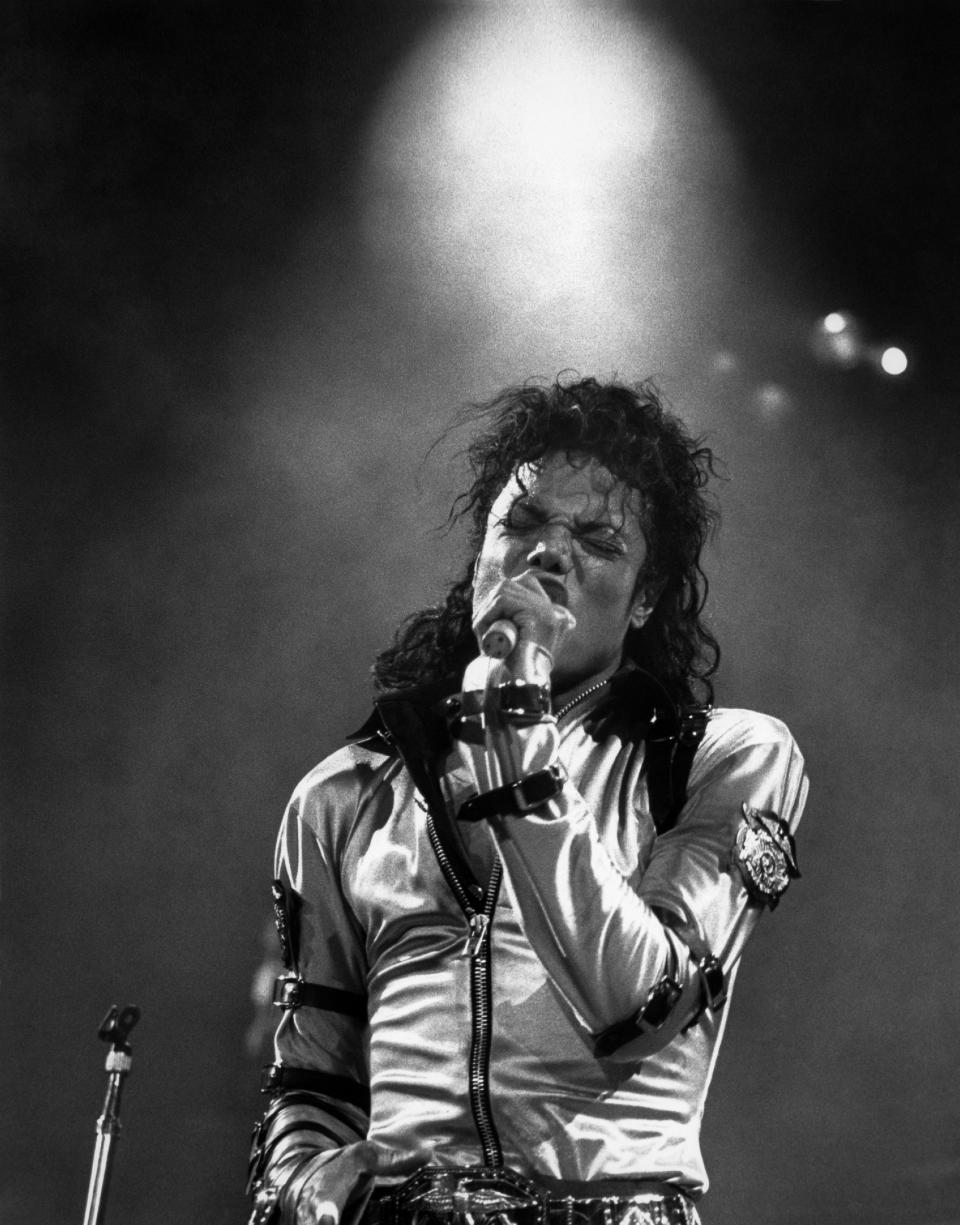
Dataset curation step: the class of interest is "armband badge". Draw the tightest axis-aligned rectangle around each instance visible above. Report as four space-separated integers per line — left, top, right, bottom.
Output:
734 804 800 909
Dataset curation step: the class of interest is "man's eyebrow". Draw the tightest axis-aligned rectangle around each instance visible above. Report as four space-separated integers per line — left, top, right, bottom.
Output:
507 495 627 535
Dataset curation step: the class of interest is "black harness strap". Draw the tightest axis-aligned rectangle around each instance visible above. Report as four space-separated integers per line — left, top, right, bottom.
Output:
253 1089 365 1136
260 1064 371 1111
370 685 485 904
273 975 368 1020
584 667 710 835
644 706 710 835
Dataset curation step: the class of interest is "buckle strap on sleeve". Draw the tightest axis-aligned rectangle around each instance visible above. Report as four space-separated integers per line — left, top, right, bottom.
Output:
457 764 566 822
593 974 683 1058
681 954 728 1033
272 973 367 1021
260 1064 371 1112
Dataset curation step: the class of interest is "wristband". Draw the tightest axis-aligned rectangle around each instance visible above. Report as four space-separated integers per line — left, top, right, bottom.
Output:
457 764 566 822
445 683 552 731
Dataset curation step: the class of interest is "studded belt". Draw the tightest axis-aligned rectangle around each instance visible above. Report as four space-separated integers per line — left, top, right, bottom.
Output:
365 1167 700 1225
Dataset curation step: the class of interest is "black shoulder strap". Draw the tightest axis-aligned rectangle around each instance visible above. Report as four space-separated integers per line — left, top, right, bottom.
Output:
588 666 710 836
360 685 453 816
351 682 485 901
644 706 710 835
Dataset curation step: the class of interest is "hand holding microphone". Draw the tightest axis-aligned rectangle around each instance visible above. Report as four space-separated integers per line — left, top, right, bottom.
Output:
473 571 575 678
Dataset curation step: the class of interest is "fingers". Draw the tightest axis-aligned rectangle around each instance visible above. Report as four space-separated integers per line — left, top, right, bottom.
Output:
295 1141 433 1225
472 575 573 657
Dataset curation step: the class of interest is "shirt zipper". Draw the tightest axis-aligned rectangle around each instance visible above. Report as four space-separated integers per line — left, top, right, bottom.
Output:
418 676 608 1165
427 814 504 1168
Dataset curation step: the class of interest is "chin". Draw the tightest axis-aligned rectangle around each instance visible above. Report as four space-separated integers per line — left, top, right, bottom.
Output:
551 655 610 695
555 666 588 684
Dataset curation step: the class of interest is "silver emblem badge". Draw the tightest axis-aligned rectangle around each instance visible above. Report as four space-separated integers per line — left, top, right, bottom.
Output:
734 804 800 908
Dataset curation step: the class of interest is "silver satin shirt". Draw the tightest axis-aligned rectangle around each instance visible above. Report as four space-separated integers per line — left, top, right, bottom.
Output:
273 692 808 1198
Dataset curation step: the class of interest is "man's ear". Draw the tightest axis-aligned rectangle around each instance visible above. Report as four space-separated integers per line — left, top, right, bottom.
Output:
629 578 665 629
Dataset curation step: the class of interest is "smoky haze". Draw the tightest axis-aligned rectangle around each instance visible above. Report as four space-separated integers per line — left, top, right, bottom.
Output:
3 4 959 1224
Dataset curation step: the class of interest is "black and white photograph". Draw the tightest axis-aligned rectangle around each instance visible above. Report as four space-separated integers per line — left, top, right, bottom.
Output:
3 3 959 1224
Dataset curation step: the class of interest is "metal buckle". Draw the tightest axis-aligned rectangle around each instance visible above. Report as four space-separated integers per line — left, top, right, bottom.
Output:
259 1063 282 1094
272 973 303 1010
697 956 726 1012
376 1166 548 1225
512 765 565 812
636 976 682 1033
677 708 710 747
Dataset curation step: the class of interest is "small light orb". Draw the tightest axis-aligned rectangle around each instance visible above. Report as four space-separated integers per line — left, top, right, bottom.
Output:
823 311 848 334
810 312 862 367
880 346 908 376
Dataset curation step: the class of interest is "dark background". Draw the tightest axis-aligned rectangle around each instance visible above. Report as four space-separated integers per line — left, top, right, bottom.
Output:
3 3 959 1223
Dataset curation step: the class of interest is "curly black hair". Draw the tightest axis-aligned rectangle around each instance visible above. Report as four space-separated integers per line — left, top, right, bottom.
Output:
372 376 720 706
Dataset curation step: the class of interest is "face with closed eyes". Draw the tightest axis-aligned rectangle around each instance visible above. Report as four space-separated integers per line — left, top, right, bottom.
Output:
471 451 655 693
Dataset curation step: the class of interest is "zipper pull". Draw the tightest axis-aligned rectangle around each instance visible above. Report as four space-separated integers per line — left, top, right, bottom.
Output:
462 912 490 959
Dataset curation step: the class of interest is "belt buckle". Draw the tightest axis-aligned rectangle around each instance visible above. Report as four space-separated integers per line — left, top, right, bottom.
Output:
386 1166 548 1225
596 1194 698 1225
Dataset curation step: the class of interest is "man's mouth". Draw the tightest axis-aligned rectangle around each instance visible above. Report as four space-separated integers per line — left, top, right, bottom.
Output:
526 572 568 607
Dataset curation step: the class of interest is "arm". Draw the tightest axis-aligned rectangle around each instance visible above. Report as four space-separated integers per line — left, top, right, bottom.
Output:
451 654 806 1064
475 709 807 1061
248 756 427 1225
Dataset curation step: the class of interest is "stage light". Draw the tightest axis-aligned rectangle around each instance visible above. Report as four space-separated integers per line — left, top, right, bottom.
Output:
361 1 739 366
880 346 908 376
811 311 862 368
823 311 849 334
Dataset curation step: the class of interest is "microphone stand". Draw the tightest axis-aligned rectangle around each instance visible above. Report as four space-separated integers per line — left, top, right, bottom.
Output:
82 1004 141 1225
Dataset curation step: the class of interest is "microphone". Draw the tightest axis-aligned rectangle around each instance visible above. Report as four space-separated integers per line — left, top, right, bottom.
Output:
480 619 517 660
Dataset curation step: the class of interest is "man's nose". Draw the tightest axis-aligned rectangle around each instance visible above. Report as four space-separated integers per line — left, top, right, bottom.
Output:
527 529 573 574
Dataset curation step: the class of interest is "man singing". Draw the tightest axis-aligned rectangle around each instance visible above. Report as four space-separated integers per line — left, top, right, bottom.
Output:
247 376 808 1225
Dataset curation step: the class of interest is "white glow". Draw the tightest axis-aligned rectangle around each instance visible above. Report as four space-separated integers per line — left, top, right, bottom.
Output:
830 331 861 366
823 311 849 334
360 1 740 370
753 382 792 421
810 312 862 368
880 346 908 376
371 6 661 302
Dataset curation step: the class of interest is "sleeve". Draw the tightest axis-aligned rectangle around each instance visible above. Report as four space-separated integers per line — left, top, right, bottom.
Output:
453 704 808 1063
639 710 808 972
247 754 375 1224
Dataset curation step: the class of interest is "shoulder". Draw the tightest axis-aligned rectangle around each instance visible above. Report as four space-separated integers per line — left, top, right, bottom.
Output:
700 706 800 755
687 706 808 825
287 742 404 840
689 706 806 793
